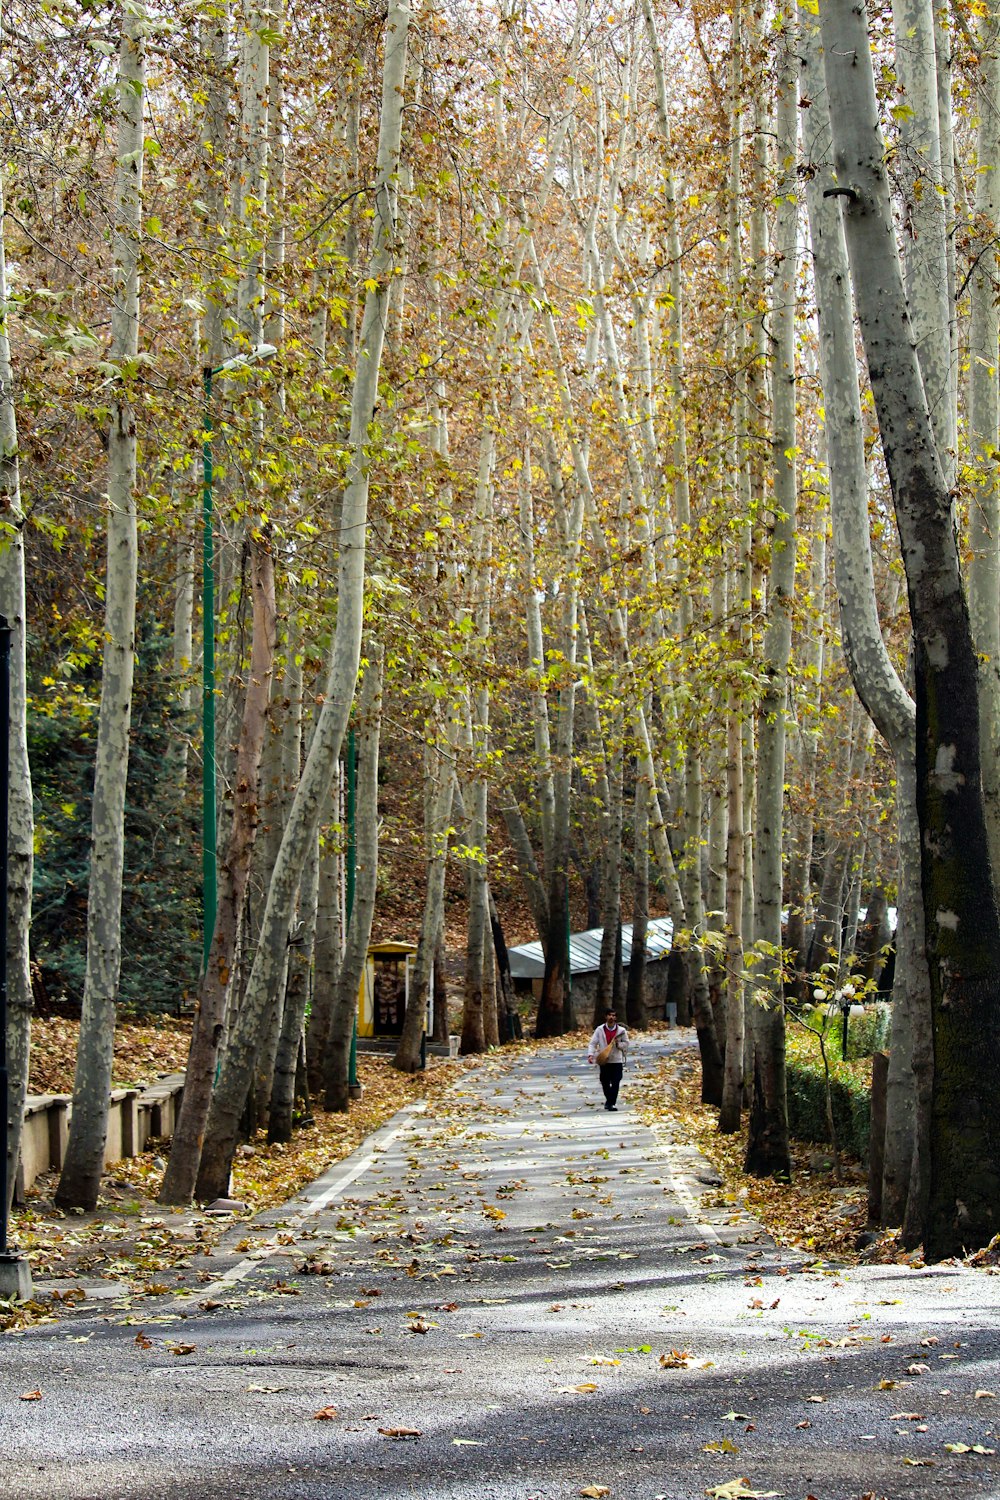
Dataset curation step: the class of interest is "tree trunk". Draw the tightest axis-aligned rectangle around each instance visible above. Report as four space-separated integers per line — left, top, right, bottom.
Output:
306 775 342 1094
720 680 746 1134
785 526 826 979
968 6 1000 875
196 0 411 1201
823 0 1000 1257
625 773 649 1029
0 166 33 1216
595 708 623 1021
488 888 516 1042
432 926 450 1044
160 536 276 1203
891 0 955 470
57 10 144 1210
395 736 455 1073
500 797 549 942
744 0 797 1181
800 12 928 1228
269 826 320 1141
323 650 382 1112
249 631 301 1127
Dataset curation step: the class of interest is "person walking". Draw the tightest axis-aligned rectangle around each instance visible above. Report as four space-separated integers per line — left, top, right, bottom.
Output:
587 1008 629 1111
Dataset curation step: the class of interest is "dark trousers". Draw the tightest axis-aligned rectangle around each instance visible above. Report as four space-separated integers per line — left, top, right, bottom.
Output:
599 1063 623 1108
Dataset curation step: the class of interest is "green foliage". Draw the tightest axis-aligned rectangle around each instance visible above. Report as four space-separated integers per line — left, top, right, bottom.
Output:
842 1002 892 1061
801 1002 892 1061
30 612 201 1015
785 1026 873 1161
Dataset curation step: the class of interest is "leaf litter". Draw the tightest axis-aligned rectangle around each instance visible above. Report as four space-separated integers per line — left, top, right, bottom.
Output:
6 1043 475 1331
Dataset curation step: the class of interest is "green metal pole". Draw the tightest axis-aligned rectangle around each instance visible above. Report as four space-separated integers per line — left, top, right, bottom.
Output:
201 367 217 973
346 728 360 1094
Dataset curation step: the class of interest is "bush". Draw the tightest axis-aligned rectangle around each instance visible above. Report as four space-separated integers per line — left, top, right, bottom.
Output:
30 617 201 1015
785 1024 874 1162
843 1002 891 1061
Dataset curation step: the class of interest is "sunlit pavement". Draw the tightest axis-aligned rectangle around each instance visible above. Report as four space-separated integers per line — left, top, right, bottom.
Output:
3 1035 1000 1499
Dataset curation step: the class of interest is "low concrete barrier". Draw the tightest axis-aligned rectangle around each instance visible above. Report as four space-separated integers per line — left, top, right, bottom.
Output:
15 1072 187 1202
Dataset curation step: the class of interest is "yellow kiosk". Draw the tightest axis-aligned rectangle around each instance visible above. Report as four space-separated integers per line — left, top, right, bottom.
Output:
357 941 427 1040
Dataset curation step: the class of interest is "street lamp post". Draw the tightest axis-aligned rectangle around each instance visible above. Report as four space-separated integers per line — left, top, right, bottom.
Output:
0 614 31 1299
201 343 276 971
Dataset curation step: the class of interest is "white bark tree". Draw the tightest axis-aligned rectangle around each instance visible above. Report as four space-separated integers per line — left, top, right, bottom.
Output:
197 0 412 1200
744 1 798 1180
822 0 1000 1258
57 4 145 1210
0 161 33 1214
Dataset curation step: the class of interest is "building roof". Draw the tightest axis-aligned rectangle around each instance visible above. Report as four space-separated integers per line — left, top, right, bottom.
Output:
507 916 674 981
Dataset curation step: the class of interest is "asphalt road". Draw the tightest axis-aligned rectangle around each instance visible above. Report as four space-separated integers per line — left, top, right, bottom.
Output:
3 1035 1000 1499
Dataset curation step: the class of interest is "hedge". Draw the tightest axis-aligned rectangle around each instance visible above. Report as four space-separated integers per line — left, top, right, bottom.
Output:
784 1012 886 1163
786 1057 871 1161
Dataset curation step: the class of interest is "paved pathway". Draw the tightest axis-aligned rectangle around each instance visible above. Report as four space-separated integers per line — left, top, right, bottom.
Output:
3 1036 1000 1498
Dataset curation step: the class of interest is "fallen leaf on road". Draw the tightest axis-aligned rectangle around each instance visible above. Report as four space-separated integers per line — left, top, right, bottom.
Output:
889 1412 924 1421
722 1412 750 1422
313 1406 338 1420
704 1439 740 1455
907 1363 930 1375
945 1443 995 1455
579 1487 610 1498
877 1379 898 1390
796 1421 811 1431
19 1389 42 1402
705 1481 782 1499
557 1382 599 1394
902 1458 935 1467
378 1427 421 1439
804 1395 826 1403
975 1390 996 1400
134 1332 153 1350
167 1342 195 1356
587 1356 621 1366
660 1349 693 1368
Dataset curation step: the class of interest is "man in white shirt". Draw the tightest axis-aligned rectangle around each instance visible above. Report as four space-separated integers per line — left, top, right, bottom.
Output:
587 1008 629 1111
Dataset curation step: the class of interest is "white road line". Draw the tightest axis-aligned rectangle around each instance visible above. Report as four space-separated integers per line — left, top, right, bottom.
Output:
648 1126 724 1246
187 1101 427 1302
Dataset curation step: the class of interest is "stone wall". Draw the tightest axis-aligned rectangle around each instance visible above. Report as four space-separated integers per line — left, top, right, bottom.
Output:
15 1072 187 1202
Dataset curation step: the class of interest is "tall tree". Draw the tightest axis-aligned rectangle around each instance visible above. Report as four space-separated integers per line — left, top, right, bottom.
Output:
196 0 412 1200
744 0 798 1180
57 3 145 1211
0 155 33 1213
822 0 1000 1257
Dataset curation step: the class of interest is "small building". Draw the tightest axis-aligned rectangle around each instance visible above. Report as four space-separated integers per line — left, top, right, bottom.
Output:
358 940 424 1040
507 918 674 1019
